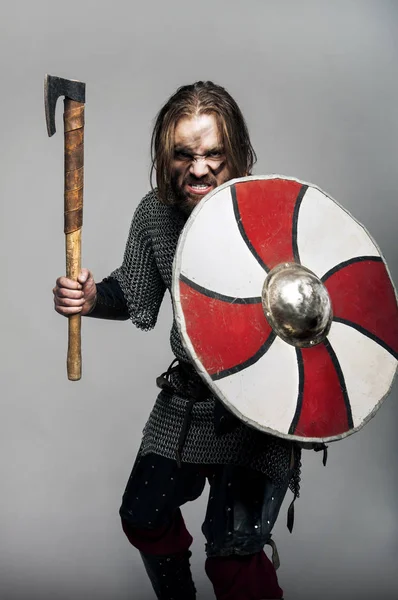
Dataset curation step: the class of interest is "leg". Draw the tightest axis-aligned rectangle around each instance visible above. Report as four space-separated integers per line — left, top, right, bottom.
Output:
205 553 283 600
202 464 291 600
120 451 206 599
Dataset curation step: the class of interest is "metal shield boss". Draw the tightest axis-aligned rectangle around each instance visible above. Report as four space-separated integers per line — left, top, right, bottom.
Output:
172 176 398 443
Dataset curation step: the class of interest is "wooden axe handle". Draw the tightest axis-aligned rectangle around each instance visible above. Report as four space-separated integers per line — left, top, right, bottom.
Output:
64 98 84 381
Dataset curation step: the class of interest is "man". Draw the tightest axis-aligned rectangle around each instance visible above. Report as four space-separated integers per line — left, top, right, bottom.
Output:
53 81 301 600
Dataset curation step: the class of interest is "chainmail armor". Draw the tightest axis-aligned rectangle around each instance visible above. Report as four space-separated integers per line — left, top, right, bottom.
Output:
110 189 301 496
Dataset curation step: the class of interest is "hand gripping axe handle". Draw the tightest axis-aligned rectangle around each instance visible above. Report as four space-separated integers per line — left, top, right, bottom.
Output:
45 75 86 381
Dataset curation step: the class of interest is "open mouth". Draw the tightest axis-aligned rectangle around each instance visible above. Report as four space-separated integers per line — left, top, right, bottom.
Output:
186 183 213 195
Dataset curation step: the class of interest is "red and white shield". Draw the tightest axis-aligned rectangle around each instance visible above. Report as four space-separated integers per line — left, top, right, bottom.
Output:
172 176 398 442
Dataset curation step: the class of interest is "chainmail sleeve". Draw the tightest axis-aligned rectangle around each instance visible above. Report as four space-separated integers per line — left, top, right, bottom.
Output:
110 191 167 331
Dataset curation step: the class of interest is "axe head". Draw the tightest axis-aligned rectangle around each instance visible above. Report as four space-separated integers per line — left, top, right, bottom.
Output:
44 74 86 137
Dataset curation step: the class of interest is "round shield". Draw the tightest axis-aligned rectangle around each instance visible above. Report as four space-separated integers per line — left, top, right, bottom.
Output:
172 175 398 442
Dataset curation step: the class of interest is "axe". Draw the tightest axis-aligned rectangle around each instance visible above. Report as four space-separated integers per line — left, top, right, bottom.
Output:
45 74 86 381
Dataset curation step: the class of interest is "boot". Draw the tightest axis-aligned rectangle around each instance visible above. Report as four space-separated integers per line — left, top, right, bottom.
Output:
140 550 196 599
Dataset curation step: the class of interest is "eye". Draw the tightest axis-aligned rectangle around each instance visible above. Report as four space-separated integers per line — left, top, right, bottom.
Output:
174 150 192 161
207 151 223 159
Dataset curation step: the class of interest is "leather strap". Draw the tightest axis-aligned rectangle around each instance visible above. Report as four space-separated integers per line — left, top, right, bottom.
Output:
64 102 84 234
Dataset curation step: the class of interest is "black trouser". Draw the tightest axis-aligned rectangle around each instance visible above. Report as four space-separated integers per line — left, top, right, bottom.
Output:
120 452 290 599
120 451 291 557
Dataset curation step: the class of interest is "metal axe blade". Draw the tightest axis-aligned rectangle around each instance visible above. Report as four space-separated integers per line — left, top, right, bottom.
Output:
44 74 86 137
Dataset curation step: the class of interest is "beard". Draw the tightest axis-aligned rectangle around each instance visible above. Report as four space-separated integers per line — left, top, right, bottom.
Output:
169 170 219 215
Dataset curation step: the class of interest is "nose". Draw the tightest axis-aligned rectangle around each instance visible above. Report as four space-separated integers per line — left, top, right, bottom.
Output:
189 158 210 178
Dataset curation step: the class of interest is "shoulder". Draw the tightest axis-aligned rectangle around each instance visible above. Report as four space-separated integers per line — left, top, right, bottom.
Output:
134 188 174 219
132 189 186 234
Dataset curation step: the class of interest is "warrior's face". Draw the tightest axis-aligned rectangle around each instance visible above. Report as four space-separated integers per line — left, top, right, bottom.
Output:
170 113 231 214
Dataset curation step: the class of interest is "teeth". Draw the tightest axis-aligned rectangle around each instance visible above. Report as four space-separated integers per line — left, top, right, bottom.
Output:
191 184 209 188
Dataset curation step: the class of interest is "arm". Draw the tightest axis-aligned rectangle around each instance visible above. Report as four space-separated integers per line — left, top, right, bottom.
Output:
53 270 129 321
86 276 129 320
53 191 166 328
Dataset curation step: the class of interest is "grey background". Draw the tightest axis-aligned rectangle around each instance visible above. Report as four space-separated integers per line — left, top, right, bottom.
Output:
1 1 397 599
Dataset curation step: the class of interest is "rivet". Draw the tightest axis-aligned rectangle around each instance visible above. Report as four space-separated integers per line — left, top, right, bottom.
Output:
267 520 270 524
254 525 259 529
271 497 274 501
145 481 148 485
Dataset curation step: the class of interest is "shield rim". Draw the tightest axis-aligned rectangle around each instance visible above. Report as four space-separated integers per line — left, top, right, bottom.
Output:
172 174 398 443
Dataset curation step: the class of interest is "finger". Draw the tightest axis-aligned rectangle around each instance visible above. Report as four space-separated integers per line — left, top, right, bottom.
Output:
55 305 83 316
56 288 84 300
56 276 82 290
55 297 86 308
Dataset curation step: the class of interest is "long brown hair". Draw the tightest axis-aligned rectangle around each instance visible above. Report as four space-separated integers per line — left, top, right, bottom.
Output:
150 81 257 204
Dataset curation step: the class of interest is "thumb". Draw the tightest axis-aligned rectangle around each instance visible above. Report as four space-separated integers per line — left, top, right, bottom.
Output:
77 268 93 285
